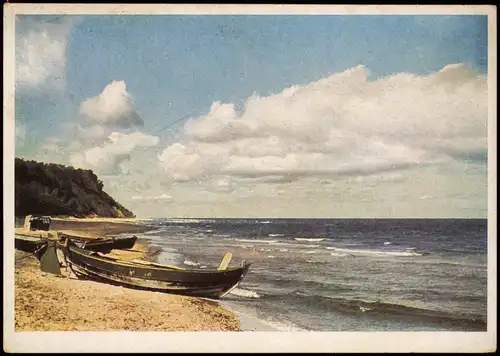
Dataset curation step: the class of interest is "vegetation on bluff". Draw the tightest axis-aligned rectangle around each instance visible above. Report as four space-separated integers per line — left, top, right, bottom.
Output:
15 158 135 218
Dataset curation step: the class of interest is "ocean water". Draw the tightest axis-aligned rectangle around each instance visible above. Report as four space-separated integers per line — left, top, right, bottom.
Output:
134 218 488 331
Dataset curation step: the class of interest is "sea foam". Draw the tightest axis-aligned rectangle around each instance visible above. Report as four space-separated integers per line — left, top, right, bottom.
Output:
328 247 423 257
183 259 201 267
330 252 348 257
235 238 278 243
230 288 261 299
294 238 325 242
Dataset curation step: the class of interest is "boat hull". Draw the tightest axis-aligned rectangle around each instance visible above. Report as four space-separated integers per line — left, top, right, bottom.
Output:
15 235 45 254
61 241 251 299
15 232 138 254
72 235 137 253
69 263 247 298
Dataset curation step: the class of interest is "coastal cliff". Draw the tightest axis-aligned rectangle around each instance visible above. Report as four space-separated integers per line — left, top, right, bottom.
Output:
15 158 134 218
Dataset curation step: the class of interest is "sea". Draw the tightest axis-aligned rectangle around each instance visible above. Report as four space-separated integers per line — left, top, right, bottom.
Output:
126 218 488 331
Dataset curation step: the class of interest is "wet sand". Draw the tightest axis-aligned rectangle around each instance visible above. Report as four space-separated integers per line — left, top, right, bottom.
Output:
14 218 241 331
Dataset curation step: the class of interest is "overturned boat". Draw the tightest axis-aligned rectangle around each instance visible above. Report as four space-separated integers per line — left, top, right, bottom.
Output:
60 239 251 299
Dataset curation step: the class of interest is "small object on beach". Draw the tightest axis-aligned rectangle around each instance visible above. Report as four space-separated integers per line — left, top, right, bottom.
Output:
39 241 61 275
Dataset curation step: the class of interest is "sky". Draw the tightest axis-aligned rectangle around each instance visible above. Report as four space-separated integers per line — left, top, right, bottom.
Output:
13 13 490 218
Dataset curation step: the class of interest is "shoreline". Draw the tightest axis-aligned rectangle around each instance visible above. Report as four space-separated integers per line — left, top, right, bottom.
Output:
51 216 155 224
14 219 242 332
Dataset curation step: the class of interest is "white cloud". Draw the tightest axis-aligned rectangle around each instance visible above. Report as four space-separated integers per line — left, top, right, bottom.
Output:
73 124 112 144
63 80 154 177
40 137 63 152
15 19 74 90
141 160 486 218
158 63 486 188
80 81 144 128
70 131 159 174
131 194 173 201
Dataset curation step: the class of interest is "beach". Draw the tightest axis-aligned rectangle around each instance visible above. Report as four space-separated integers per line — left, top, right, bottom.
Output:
14 218 241 332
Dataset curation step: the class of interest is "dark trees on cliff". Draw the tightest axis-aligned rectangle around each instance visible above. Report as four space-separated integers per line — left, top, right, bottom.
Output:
15 158 135 218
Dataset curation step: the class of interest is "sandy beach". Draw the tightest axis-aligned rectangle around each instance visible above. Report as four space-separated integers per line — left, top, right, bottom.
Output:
14 218 241 332
49 218 154 238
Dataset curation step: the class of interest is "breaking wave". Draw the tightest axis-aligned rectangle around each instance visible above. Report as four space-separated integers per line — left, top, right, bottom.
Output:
295 244 321 248
269 234 284 237
142 229 166 235
327 247 424 257
183 259 201 267
294 238 325 242
235 238 278 243
330 252 348 257
230 288 261 299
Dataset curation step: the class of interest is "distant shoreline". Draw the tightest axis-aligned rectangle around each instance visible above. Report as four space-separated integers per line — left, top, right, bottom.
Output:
51 216 154 223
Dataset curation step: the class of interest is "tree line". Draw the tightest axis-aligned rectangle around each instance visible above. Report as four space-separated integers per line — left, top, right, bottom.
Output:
15 158 135 218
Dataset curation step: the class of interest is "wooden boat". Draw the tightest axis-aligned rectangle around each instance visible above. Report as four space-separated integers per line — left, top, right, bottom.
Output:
14 228 137 254
61 234 138 253
106 235 137 250
15 235 59 266
15 235 46 254
60 239 251 299
18 215 136 253
14 228 53 239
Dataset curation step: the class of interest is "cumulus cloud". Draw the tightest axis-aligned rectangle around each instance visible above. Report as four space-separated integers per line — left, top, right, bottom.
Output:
63 80 155 177
70 131 159 174
80 81 144 128
15 18 75 90
158 63 486 186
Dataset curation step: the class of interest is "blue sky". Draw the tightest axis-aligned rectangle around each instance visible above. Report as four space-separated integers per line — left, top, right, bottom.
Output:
16 15 487 141
14 14 490 218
